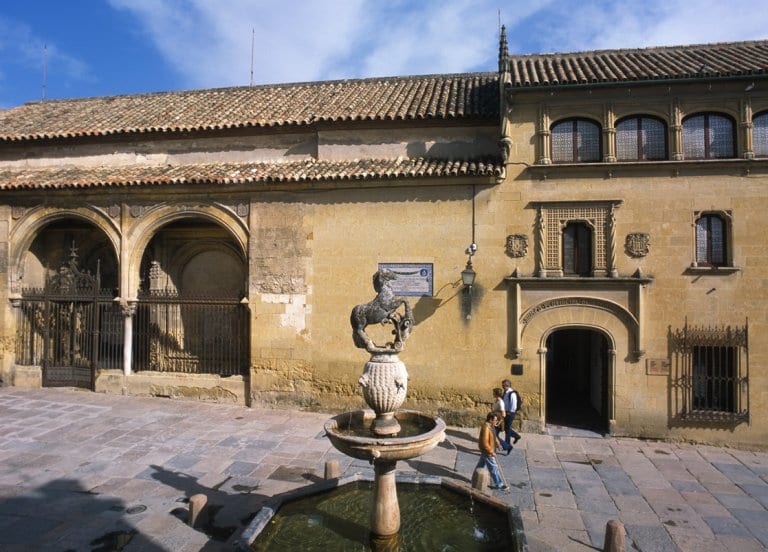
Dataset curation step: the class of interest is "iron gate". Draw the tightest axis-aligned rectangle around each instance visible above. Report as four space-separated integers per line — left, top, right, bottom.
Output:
15 248 122 389
133 291 248 376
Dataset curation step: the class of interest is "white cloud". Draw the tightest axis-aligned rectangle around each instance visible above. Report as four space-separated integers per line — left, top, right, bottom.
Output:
109 0 530 86
108 0 768 92
110 0 370 87
0 15 92 105
509 0 768 54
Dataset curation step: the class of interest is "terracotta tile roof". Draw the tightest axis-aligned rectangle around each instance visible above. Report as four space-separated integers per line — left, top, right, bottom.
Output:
506 40 768 88
0 73 499 142
0 157 503 190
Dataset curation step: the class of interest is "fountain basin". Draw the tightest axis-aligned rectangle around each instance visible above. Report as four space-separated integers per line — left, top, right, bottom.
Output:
324 409 446 463
238 474 528 551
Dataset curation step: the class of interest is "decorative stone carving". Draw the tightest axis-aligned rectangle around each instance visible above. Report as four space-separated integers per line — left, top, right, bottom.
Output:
625 232 650 258
359 354 408 432
498 137 513 162
350 269 413 355
505 234 528 258
236 203 249 217
350 269 415 436
107 204 120 218
11 206 25 220
129 205 145 218
148 260 163 291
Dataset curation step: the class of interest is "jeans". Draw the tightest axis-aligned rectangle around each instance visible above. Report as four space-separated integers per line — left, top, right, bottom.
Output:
476 453 504 487
504 412 521 447
494 426 511 451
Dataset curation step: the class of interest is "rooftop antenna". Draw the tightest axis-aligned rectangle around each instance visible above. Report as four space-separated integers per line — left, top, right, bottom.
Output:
249 28 255 86
42 44 47 101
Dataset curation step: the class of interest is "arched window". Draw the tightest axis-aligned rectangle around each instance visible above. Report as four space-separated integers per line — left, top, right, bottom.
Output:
753 111 768 157
551 119 601 163
695 213 728 267
682 113 735 159
562 222 592 276
615 116 667 161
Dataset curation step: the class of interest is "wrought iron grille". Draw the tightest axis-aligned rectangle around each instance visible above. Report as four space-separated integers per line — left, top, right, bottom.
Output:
134 291 248 377
669 320 749 423
14 245 121 388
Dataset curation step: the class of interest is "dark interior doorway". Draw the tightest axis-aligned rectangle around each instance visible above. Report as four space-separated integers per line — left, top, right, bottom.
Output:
545 328 609 433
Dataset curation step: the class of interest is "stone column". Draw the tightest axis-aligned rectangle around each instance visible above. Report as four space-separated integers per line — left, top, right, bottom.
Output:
608 205 618 277
538 346 548 431
121 301 136 376
741 98 754 159
670 99 683 161
603 103 616 163
536 206 547 278
537 106 552 165
371 460 400 536
607 347 617 435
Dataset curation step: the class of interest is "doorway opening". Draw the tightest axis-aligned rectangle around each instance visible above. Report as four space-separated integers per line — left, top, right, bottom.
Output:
545 328 609 433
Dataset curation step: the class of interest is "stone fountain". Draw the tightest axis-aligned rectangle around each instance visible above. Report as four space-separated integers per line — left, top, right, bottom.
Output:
324 269 446 538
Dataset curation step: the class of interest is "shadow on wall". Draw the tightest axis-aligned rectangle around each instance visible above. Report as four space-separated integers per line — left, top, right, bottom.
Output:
412 296 443 325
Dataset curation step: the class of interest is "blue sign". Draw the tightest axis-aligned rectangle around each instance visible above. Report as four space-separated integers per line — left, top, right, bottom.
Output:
378 263 433 297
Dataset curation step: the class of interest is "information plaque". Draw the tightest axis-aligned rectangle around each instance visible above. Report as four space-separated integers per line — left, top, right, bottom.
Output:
378 263 433 297
646 358 670 376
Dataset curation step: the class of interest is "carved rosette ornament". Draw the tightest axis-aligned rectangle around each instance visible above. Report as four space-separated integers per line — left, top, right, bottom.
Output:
350 270 414 436
625 232 651 258
505 234 528 258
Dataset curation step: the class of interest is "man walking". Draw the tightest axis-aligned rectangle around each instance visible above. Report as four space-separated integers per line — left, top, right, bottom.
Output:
502 379 522 448
476 412 508 490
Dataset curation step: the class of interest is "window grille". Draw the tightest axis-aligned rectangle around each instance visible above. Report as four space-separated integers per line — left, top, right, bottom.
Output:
551 119 601 163
754 112 768 157
562 222 592 275
682 113 735 159
669 320 749 424
616 116 666 161
695 213 727 267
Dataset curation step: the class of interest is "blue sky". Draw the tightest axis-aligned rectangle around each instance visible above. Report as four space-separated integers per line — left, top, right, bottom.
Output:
1 0 767 109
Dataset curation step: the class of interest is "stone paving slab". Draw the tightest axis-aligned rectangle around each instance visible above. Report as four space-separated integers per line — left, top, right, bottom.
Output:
1 388 768 551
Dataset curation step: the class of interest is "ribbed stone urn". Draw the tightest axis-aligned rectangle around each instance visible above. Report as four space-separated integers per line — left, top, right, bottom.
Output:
359 353 409 436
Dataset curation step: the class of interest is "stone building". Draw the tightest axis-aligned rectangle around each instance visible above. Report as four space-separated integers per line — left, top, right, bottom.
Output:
1 34 767 449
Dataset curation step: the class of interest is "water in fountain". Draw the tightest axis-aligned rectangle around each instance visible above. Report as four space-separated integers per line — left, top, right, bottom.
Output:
251 481 512 551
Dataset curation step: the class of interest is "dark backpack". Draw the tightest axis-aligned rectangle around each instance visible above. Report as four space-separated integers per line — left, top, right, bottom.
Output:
513 390 522 412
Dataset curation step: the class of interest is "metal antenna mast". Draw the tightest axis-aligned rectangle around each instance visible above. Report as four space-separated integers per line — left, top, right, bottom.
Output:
42 44 47 101
250 28 255 86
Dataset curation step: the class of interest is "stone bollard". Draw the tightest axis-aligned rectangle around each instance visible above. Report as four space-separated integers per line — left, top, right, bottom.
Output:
325 460 340 480
188 493 208 528
472 468 489 491
603 519 625 552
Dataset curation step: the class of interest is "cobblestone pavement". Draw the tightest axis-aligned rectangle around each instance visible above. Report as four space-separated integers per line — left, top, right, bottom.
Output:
0 388 767 551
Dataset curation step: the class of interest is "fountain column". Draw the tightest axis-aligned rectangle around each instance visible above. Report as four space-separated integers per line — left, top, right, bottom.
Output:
372 460 400 535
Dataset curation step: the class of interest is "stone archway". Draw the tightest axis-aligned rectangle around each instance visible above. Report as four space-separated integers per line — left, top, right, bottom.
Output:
132 216 248 377
520 301 628 434
9 206 120 294
125 204 247 298
544 327 611 433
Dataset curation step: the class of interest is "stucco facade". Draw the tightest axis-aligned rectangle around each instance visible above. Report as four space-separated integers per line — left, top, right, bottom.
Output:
1 37 767 449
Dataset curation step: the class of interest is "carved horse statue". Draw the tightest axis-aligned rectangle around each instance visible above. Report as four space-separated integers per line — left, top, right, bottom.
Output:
350 269 414 353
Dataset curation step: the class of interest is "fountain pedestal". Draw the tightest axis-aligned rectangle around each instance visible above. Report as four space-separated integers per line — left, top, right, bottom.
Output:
372 460 399 535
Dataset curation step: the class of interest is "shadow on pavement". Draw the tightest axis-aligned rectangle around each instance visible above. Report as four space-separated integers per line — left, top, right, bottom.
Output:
0 478 164 551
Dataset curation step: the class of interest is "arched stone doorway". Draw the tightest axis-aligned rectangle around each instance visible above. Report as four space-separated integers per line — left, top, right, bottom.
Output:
133 218 248 376
14 218 121 388
545 328 610 433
